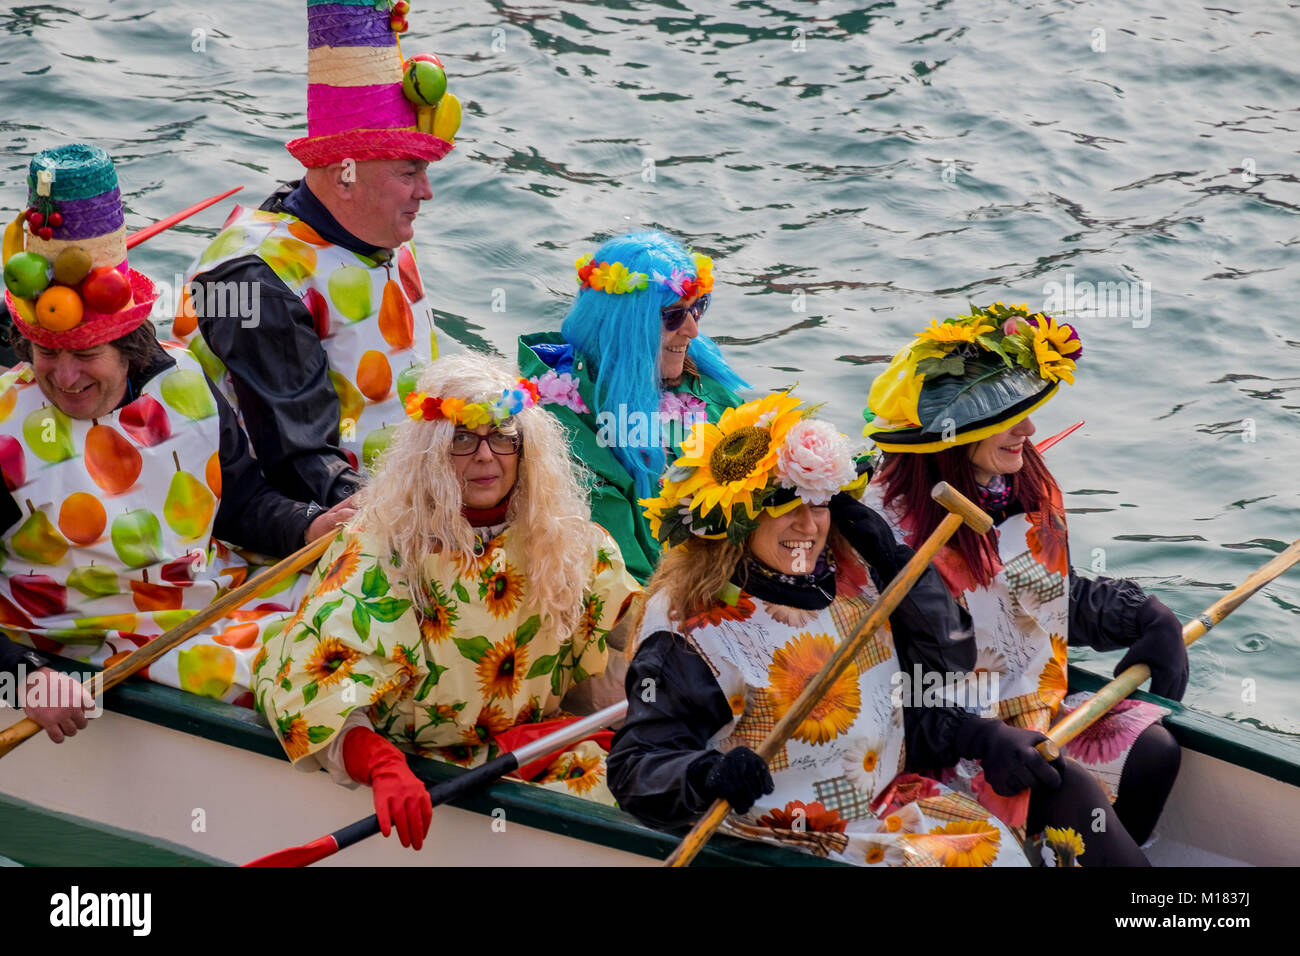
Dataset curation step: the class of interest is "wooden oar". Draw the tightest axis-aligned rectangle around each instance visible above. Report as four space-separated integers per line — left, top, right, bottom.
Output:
244 700 630 866
1035 420 1083 454
125 186 243 249
664 481 994 868
1039 536 1300 754
0 533 332 760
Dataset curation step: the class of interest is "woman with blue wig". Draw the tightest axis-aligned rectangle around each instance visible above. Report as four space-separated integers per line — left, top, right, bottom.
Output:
518 231 747 583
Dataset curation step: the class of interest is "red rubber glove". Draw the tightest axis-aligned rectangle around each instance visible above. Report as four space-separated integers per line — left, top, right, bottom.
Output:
342 727 433 850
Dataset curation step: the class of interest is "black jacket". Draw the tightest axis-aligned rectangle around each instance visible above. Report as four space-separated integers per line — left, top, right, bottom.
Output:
188 181 366 507
606 495 983 829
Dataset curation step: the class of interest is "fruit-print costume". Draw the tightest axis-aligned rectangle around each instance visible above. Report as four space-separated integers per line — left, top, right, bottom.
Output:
609 518 1030 867
0 341 315 705
859 479 1169 806
259 522 640 804
179 181 437 507
517 332 740 584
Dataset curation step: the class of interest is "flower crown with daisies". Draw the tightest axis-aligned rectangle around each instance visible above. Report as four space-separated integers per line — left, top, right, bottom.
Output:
575 251 715 297
404 378 541 427
640 391 866 548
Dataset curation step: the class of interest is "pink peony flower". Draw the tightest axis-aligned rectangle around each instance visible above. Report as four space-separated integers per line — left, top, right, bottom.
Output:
775 419 856 504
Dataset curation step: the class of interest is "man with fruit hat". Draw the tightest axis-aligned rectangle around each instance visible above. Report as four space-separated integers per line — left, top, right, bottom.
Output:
180 0 462 509
1 143 351 711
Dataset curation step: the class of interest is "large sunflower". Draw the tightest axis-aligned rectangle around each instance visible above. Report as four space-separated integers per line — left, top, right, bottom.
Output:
461 704 513 747
481 562 525 619
543 746 606 797
1043 825 1086 867
477 633 528 700
1037 632 1069 712
670 391 804 524
303 637 363 689
314 538 362 596
419 591 458 644
276 712 311 761
910 819 1002 867
767 632 860 745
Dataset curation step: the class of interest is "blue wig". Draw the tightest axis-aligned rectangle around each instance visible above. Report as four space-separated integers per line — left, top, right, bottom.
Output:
560 231 749 499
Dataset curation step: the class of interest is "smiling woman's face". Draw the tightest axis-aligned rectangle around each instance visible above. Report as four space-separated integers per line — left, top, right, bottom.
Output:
748 501 831 575
31 343 129 420
967 417 1037 485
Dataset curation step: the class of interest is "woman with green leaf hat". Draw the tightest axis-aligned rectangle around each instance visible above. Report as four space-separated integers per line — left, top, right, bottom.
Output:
859 302 1185 863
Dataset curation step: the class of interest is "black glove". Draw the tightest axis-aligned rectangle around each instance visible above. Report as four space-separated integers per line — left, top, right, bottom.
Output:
701 747 774 814
1114 596 1188 701
957 718 1061 797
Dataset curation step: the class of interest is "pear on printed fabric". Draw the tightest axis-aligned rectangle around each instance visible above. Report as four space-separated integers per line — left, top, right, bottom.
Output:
379 279 414 349
177 644 235 699
118 394 172 446
85 420 142 494
160 369 216 421
67 563 120 598
164 450 215 539
12 499 69 565
111 508 164 568
330 369 365 431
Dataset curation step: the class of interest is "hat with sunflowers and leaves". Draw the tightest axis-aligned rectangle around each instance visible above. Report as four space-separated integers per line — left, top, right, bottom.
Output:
640 390 867 548
863 301 1083 454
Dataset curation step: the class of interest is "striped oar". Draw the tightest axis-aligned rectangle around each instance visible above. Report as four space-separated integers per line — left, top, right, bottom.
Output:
1039 536 1300 754
244 700 630 866
125 186 243 249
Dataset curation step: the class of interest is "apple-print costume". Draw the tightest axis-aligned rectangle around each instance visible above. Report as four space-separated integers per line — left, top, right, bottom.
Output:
859 480 1168 803
610 544 1029 867
0 344 313 705
180 183 435 506
258 523 640 804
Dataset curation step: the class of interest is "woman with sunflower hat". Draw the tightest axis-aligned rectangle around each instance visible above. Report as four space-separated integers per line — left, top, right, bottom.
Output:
858 302 1185 861
259 352 640 851
518 231 748 585
607 391 1149 866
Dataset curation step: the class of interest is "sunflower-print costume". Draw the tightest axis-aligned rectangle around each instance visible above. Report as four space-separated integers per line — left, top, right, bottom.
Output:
258 524 639 804
860 481 1168 803
611 546 1029 867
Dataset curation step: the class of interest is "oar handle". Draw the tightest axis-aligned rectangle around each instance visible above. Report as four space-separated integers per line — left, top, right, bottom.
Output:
1035 537 1300 757
0 533 334 761
664 483 992 868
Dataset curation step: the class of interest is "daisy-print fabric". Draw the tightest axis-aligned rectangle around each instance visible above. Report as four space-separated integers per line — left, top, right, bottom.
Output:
258 525 640 804
639 571 1028 867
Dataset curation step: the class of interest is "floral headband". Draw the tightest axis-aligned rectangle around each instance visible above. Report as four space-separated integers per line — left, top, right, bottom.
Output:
404 378 540 427
641 391 864 548
575 251 715 298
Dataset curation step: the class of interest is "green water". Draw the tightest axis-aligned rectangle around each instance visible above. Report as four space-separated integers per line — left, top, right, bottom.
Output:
2 0 1298 739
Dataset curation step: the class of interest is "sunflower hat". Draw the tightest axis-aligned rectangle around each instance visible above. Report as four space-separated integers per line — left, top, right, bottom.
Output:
863 302 1083 454
641 391 866 547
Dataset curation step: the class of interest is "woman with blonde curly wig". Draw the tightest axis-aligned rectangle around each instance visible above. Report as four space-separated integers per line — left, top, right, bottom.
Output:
258 353 640 852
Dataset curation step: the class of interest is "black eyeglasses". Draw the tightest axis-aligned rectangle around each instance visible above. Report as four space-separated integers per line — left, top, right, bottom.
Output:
449 429 522 457
661 293 710 332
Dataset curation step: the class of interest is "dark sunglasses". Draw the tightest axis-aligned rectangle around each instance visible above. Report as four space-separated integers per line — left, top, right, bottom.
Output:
660 293 710 332
449 429 522 457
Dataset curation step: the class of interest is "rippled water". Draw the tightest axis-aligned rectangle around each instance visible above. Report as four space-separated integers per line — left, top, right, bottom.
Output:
2 0 1298 739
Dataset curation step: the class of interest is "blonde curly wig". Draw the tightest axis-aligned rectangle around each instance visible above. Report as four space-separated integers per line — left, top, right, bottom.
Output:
356 352 603 640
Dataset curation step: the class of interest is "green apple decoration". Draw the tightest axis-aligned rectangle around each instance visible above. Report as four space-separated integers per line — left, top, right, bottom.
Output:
327 265 373 321
11 499 70 565
197 225 247 266
22 405 75 463
177 644 235 699
159 369 216 421
164 451 216 538
3 252 51 299
153 609 197 630
110 508 164 568
67 563 121 598
362 424 397 471
188 334 228 384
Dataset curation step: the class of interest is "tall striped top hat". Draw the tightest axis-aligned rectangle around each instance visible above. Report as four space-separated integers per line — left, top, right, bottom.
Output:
286 0 462 168
2 144 159 350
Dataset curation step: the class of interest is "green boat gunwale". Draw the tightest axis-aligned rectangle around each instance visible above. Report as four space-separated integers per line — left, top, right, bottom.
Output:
15 660 1300 866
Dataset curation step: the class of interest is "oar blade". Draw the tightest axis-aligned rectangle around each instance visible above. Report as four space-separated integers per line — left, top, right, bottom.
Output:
243 834 340 868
